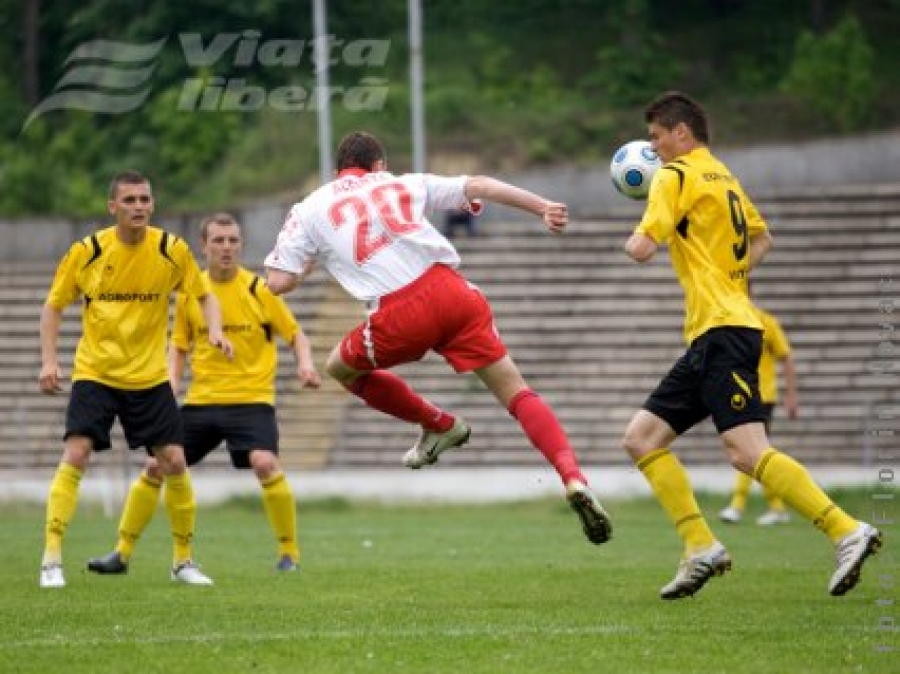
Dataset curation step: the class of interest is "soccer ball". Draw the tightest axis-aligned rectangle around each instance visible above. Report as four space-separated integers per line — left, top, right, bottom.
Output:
609 140 662 200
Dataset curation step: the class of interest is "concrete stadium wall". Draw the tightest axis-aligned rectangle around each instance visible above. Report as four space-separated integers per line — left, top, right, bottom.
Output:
2 466 883 509
3 129 899 264
504 128 900 220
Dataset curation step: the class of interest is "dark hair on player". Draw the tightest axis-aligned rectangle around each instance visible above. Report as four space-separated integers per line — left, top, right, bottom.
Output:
336 132 386 171
644 91 710 144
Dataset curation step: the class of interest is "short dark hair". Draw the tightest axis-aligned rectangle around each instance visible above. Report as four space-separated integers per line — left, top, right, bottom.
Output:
644 91 710 144
336 132 385 171
108 170 150 200
200 212 240 241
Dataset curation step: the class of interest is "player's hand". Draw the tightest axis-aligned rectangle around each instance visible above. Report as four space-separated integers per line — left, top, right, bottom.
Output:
543 201 568 234
785 397 800 420
298 366 322 390
208 332 234 359
39 363 63 394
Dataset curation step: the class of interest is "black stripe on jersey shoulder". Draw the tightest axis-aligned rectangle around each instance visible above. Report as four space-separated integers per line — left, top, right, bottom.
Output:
667 159 690 238
80 234 102 270
663 164 685 191
159 231 180 265
250 276 271 339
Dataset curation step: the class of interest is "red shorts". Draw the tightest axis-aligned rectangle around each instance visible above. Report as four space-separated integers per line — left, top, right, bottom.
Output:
340 265 507 373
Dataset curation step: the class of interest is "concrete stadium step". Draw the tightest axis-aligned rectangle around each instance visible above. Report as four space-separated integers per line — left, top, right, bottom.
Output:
0 183 897 471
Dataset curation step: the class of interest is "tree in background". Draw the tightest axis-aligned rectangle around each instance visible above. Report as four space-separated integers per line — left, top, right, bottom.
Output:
0 1 898 218
780 13 877 132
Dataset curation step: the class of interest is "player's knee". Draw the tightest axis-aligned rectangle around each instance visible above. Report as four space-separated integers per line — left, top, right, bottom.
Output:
724 445 760 475
621 428 647 460
721 431 766 474
324 347 343 377
154 447 187 475
621 418 657 459
61 435 93 469
730 458 754 475
144 458 163 481
250 450 279 480
325 345 362 386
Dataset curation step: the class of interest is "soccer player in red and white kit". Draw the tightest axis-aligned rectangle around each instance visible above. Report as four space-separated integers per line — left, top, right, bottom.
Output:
265 131 611 545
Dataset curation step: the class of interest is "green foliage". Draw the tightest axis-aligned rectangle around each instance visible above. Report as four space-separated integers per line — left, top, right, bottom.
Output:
581 0 682 108
1 2 899 216
780 14 878 132
186 105 319 208
142 83 243 204
0 117 107 217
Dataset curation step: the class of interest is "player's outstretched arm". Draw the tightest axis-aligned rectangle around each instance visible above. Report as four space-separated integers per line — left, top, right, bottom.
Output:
464 175 567 234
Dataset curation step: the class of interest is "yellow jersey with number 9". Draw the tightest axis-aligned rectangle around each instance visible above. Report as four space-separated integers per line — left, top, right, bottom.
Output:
635 146 767 344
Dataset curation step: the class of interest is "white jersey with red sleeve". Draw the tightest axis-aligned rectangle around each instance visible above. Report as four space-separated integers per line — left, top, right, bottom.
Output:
265 170 472 301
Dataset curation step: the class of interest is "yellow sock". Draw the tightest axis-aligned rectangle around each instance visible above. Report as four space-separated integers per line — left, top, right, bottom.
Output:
261 472 300 560
43 463 83 565
730 471 753 511
761 484 786 512
163 471 196 565
637 448 716 554
115 474 163 561
754 448 857 541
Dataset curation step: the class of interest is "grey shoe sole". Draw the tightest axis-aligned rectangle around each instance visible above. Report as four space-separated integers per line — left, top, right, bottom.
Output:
830 529 883 596
408 424 471 469
660 556 732 600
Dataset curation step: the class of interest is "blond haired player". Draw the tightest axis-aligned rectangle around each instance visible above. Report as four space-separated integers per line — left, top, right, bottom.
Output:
87 213 320 576
622 91 881 599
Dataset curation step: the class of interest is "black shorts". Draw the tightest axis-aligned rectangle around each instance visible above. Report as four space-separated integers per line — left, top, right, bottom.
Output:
643 327 767 435
181 403 279 469
65 380 183 451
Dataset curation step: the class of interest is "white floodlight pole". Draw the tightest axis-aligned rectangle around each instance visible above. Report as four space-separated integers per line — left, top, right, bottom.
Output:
408 0 425 173
313 0 333 183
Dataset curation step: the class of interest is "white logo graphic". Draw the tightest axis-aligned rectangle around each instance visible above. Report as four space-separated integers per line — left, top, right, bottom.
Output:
22 37 168 131
23 32 391 129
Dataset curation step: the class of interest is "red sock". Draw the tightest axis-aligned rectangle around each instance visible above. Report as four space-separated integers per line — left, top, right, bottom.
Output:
349 371 454 431
508 389 585 485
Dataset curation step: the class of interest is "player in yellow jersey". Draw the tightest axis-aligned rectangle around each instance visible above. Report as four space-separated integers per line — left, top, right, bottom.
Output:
621 92 882 599
86 213 321 575
38 171 233 588
719 303 799 526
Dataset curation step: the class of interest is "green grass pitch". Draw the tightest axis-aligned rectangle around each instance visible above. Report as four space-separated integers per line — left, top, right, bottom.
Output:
0 489 895 673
